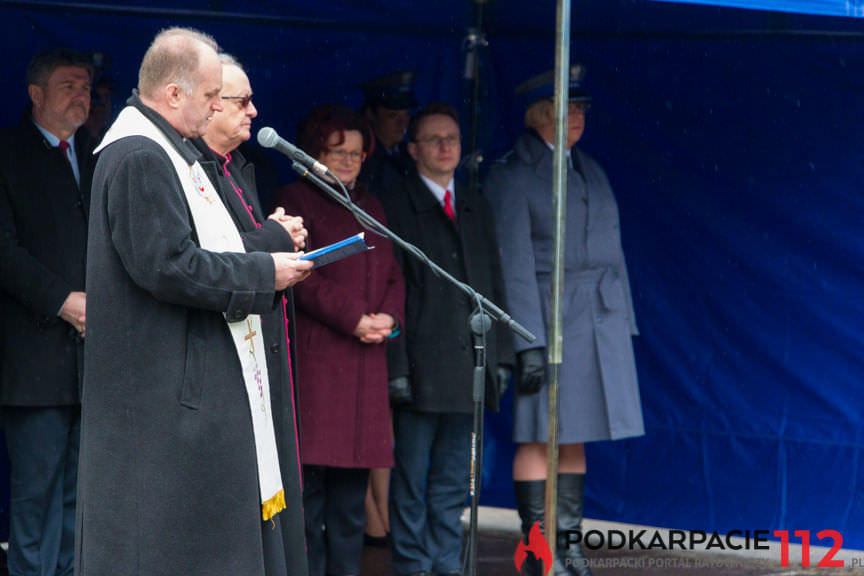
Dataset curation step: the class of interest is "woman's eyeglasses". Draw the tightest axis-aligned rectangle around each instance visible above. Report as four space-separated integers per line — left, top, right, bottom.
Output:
324 149 365 163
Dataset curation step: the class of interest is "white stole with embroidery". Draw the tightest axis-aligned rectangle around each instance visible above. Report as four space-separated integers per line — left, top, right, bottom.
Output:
96 106 285 521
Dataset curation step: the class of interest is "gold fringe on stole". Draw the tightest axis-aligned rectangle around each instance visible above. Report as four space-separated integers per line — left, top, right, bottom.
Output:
262 489 286 521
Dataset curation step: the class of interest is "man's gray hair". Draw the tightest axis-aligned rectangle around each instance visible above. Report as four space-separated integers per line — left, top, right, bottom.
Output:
138 27 219 98
26 48 93 88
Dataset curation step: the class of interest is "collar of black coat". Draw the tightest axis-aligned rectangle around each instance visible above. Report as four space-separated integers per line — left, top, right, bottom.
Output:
17 106 93 155
407 171 476 216
126 91 203 167
190 137 248 176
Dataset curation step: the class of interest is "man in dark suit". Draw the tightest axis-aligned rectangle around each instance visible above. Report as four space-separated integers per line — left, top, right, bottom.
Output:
0 48 94 576
379 103 514 576
195 53 309 576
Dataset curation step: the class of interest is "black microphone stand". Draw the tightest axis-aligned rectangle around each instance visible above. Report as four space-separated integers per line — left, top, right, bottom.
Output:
289 161 534 576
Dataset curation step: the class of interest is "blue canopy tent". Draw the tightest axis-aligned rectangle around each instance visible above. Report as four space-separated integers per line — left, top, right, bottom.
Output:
1 0 863 554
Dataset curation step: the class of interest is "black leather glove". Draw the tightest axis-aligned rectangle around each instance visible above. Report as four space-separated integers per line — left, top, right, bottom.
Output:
516 348 546 395
496 365 512 398
389 376 413 406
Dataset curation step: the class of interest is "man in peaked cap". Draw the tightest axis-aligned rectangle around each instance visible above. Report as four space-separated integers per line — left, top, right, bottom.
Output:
484 63 644 576
514 64 592 106
358 70 418 196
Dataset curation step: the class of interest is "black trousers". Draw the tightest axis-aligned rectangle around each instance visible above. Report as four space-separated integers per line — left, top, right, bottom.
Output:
302 465 370 576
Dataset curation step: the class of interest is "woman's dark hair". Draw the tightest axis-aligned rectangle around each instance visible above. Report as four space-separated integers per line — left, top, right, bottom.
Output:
297 103 375 160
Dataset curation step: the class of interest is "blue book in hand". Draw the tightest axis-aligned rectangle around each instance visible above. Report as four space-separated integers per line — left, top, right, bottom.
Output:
300 232 372 268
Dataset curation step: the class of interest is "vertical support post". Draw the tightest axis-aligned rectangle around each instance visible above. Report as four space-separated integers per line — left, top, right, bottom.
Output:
546 0 572 564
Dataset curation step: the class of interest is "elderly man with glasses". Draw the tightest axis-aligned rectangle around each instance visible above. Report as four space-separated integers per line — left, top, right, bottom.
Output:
192 52 310 576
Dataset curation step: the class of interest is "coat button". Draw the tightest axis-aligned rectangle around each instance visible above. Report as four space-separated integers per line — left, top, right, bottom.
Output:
269 342 280 354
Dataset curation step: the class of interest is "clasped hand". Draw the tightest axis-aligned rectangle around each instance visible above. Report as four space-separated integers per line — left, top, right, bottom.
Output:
268 207 308 249
353 313 395 344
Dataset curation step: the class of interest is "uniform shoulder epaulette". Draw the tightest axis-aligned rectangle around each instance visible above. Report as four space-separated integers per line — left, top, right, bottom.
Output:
494 149 516 164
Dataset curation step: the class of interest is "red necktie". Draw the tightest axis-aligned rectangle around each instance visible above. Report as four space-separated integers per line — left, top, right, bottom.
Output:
443 189 455 221
58 140 71 166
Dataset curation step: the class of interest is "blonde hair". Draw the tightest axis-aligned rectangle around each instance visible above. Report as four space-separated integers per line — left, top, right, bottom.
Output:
524 98 554 131
138 27 219 98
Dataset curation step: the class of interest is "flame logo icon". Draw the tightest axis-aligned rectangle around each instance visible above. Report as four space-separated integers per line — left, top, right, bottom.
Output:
513 521 553 575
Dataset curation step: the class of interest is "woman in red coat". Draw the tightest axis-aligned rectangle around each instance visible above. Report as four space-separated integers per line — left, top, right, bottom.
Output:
272 104 405 576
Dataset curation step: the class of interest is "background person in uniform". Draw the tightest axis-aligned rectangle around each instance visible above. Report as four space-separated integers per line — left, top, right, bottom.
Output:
356 69 419 547
358 70 417 196
484 65 644 576
83 75 113 140
0 47 94 576
195 52 310 576
272 103 405 576
77 27 312 576
82 52 114 142
379 102 514 576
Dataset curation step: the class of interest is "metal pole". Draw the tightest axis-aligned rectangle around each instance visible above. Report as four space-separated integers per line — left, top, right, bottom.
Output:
465 0 487 196
546 0 571 564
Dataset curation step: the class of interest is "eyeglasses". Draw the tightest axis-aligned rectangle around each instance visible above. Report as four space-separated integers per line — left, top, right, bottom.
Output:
416 134 460 148
324 149 365 163
545 99 591 114
222 94 254 108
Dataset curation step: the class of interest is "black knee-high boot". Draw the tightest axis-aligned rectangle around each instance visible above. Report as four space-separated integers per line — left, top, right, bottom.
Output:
514 480 549 576
556 474 593 576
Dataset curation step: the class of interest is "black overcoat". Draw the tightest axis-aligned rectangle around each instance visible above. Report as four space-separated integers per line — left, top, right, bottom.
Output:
358 138 414 196
379 172 514 414
196 142 309 576
0 112 94 406
77 99 291 576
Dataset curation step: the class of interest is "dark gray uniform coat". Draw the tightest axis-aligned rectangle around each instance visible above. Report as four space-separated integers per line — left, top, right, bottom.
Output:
484 132 644 442
379 173 514 414
77 98 294 576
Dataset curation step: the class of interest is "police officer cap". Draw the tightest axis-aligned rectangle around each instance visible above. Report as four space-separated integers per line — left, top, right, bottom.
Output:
360 70 418 110
515 64 591 105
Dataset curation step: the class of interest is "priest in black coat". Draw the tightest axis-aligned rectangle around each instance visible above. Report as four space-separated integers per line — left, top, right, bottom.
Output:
78 29 312 576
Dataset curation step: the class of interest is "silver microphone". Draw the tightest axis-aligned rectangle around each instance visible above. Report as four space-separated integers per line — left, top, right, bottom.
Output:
257 127 331 178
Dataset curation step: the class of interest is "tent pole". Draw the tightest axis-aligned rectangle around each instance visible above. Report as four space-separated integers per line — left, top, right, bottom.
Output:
546 0 571 566
465 0 487 196
464 6 489 575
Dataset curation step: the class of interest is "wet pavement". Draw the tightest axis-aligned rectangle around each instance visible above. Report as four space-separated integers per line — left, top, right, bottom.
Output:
360 508 864 575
